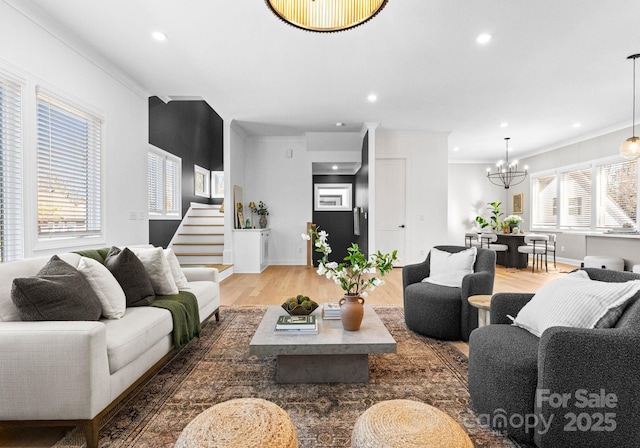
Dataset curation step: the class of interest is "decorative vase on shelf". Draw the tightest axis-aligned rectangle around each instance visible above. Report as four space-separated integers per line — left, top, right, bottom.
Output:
339 294 365 331
259 215 267 229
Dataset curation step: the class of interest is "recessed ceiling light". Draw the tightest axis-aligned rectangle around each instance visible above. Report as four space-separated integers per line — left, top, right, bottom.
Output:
573 123 582 128
367 94 377 102
332 165 338 170
152 31 167 41
500 122 508 128
476 33 492 44
336 122 345 127
453 147 460 152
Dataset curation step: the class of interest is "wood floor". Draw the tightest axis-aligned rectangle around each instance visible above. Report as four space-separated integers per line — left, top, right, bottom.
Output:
0 260 577 447
220 261 579 307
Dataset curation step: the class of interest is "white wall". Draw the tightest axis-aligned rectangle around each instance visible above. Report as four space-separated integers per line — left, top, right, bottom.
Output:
376 132 449 264
447 163 508 243
239 136 361 265
0 1 148 258
224 121 247 263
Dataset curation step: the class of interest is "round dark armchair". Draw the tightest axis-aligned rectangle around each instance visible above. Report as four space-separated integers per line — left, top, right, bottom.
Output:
402 245 496 341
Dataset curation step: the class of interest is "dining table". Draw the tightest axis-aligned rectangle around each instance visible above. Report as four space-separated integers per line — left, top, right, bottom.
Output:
494 233 529 269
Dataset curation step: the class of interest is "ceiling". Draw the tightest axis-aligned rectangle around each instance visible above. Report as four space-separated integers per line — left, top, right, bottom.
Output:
13 0 640 163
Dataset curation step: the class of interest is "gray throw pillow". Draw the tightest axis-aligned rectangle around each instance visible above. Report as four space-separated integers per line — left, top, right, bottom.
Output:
11 255 102 321
104 246 155 307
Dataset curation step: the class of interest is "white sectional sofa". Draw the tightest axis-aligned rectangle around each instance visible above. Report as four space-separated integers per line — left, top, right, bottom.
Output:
0 251 220 448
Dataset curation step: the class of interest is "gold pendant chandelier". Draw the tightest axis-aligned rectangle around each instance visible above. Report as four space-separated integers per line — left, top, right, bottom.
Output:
265 0 389 33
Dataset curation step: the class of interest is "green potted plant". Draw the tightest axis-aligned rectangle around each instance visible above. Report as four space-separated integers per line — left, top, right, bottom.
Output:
475 201 503 232
488 201 503 231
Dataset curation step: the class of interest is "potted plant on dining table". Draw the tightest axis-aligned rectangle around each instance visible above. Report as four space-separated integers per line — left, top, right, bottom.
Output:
303 228 398 331
504 215 523 233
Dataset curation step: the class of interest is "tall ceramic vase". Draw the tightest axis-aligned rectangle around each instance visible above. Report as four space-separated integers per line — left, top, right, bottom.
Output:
259 215 267 229
339 294 365 331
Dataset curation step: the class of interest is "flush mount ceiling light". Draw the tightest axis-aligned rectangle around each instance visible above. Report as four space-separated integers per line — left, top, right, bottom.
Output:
486 138 528 189
265 0 389 33
476 33 492 44
151 31 167 41
620 53 640 159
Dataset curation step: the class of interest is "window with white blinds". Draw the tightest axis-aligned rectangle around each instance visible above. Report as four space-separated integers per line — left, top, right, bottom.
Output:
0 75 23 262
531 158 638 232
531 174 557 229
148 146 181 219
561 168 592 229
596 159 637 228
36 90 102 238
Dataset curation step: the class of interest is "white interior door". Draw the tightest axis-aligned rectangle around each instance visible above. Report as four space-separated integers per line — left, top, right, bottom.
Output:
376 158 406 266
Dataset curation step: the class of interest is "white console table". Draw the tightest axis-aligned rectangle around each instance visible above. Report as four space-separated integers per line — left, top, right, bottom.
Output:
233 229 270 273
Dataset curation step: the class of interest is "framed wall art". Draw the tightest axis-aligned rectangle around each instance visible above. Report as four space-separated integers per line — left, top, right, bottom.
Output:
512 192 524 214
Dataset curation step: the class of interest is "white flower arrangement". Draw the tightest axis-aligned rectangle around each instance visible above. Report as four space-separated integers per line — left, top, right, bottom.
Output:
302 227 397 297
504 215 523 225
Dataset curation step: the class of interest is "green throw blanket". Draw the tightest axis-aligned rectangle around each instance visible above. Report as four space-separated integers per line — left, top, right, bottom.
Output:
74 248 201 349
153 291 201 350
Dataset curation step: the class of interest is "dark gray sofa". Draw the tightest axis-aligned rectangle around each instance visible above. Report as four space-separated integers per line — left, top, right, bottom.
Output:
468 268 640 447
402 246 496 341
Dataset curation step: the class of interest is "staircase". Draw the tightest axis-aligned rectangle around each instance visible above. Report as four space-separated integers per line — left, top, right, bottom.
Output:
169 204 232 278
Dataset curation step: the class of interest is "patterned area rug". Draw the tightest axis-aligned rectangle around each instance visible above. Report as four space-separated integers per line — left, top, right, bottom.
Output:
56 306 522 447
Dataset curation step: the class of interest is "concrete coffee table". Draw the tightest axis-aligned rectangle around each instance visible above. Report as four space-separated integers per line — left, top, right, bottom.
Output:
249 305 396 383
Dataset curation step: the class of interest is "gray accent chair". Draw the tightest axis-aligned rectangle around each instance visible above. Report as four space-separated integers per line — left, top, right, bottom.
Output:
468 268 640 447
402 246 496 341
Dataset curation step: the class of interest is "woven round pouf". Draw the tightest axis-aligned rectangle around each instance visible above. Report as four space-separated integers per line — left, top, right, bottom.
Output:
351 399 472 448
175 398 298 448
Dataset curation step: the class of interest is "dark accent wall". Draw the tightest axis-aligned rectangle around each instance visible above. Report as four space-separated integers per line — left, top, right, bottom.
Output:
355 132 369 254
148 96 223 247
312 175 356 265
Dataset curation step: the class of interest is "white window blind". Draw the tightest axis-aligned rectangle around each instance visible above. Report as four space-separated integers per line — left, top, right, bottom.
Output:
596 159 637 228
531 174 557 228
0 76 23 262
560 168 591 229
36 90 102 238
148 146 181 218
165 157 180 214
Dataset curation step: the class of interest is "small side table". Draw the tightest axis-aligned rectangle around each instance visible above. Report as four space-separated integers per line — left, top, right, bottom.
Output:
468 295 492 327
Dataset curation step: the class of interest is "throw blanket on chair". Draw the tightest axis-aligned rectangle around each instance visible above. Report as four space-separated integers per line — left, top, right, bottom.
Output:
153 291 201 350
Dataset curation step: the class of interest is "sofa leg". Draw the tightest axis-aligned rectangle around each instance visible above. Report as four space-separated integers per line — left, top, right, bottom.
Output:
83 419 99 448
214 308 220 321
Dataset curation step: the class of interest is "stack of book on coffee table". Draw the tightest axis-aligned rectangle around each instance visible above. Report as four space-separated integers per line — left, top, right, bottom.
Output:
274 314 318 335
322 302 340 320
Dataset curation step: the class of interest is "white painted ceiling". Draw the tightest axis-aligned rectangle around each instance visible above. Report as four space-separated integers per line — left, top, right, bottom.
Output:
13 0 640 163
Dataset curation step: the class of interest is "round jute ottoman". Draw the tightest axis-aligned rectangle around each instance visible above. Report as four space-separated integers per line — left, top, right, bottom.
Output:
174 398 298 448
351 399 472 448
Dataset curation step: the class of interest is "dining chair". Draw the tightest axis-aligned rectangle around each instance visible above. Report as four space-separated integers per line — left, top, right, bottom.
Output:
464 232 481 248
478 232 508 256
546 234 557 268
517 234 549 272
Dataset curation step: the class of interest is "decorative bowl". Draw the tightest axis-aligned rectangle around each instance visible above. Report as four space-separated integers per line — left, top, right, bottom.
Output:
281 295 319 315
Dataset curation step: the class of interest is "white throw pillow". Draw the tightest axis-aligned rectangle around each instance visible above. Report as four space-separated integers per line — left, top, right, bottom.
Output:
77 256 126 319
128 246 179 295
422 247 477 287
164 248 190 290
512 270 640 337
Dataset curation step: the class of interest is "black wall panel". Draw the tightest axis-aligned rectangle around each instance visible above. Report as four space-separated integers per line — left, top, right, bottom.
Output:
312 174 356 265
355 132 369 254
148 96 223 247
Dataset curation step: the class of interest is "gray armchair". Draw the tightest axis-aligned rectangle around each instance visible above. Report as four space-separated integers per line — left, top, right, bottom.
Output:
402 246 496 341
468 268 640 447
